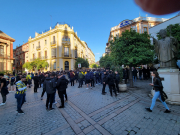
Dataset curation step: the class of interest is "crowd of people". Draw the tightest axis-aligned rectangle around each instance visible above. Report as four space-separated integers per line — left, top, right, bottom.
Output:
123 67 157 83
0 66 170 114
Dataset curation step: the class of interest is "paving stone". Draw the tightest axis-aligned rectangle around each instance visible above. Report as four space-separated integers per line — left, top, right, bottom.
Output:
86 129 102 135
0 80 180 135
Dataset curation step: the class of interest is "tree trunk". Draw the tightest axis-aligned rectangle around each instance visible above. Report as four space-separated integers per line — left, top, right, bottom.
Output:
129 66 134 87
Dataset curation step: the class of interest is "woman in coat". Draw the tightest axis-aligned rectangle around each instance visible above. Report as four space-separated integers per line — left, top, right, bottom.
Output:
146 71 170 113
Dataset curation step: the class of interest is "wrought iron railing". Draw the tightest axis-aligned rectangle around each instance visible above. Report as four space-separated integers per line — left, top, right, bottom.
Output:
36 46 41 50
51 41 56 45
0 54 11 59
62 53 72 58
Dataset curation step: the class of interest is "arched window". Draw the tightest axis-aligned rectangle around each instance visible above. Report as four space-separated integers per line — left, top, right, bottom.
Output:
62 36 70 41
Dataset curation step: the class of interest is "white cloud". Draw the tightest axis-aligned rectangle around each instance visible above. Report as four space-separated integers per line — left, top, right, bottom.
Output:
95 53 100 55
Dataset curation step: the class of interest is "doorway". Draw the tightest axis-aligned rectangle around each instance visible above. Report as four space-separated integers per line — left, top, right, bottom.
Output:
65 61 69 71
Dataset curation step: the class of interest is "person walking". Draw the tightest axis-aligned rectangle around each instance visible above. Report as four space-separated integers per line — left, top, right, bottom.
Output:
57 74 69 108
78 71 84 88
85 71 91 89
102 71 107 95
0 73 9 106
115 71 120 93
15 76 27 114
44 73 57 111
145 71 171 113
107 71 117 97
33 73 39 93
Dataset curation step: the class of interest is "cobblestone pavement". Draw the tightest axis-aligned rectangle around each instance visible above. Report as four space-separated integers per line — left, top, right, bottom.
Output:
0 80 180 135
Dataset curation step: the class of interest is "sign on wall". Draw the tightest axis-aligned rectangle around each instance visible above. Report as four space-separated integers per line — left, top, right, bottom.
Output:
78 63 81 68
119 20 133 28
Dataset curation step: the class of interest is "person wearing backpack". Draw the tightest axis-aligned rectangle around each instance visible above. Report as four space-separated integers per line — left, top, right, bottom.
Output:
146 71 171 113
78 70 84 88
70 71 75 86
43 73 57 111
85 71 91 89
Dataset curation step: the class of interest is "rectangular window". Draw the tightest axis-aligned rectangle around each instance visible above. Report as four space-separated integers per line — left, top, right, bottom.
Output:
45 51 47 58
38 52 41 58
64 47 69 56
39 42 40 46
75 50 77 58
54 62 56 70
53 36 55 42
33 44 34 48
33 53 35 59
144 27 147 32
45 40 47 45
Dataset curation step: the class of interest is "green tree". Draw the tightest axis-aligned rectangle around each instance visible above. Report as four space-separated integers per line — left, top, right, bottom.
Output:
109 29 154 87
99 54 113 68
23 62 33 71
90 63 98 68
23 59 49 71
157 24 180 59
75 58 89 69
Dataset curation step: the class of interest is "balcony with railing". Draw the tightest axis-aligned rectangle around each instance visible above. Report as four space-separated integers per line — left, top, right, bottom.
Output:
36 46 41 50
51 41 57 47
24 48 29 52
51 55 56 58
0 54 11 59
62 53 72 58
41 56 48 59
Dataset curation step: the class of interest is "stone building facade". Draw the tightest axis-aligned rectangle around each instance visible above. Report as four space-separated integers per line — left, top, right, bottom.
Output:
0 31 15 71
28 23 95 71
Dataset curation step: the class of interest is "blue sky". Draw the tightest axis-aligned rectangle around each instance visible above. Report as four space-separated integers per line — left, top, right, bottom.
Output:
1 0 178 62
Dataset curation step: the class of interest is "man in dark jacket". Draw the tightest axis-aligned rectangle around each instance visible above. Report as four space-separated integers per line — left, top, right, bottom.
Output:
33 73 39 93
90 71 95 88
44 73 57 111
41 73 48 100
142 67 147 80
132 68 138 82
123 68 128 84
115 71 120 93
57 74 69 108
139 68 142 80
102 71 107 95
78 70 84 88
107 71 117 97
85 71 91 89
39 73 44 88
70 71 75 86
95 71 100 84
